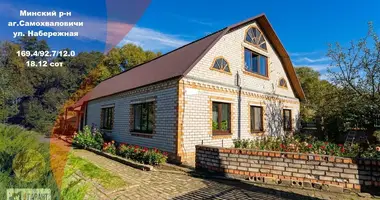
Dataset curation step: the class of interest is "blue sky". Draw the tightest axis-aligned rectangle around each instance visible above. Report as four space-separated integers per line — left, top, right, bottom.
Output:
0 0 379 76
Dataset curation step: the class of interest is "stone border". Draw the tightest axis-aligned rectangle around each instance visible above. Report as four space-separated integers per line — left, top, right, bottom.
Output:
85 147 153 171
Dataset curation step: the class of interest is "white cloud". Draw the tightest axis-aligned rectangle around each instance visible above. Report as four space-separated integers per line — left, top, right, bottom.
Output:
168 13 214 27
188 19 213 26
294 57 331 63
118 26 189 50
293 64 332 72
289 51 319 57
0 2 189 52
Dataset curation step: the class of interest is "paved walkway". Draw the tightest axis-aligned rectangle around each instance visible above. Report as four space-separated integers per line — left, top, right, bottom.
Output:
72 149 375 200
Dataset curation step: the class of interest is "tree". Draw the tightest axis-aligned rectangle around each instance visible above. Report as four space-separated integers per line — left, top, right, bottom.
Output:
0 37 162 134
0 41 33 122
296 67 347 141
295 67 336 121
102 43 162 74
327 22 380 132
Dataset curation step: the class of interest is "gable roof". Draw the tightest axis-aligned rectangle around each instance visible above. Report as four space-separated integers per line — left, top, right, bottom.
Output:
71 14 304 108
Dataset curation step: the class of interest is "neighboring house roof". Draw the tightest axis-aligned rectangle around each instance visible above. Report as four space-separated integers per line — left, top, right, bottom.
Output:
71 14 305 109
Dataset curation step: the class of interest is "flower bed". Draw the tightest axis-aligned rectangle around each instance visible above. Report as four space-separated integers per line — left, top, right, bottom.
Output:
73 125 168 166
233 134 380 159
117 143 168 165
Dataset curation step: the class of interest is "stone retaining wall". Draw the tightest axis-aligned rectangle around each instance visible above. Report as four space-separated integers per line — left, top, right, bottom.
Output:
195 145 380 192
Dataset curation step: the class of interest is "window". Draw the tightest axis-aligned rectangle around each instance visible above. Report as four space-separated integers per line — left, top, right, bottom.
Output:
244 48 268 76
251 106 263 132
279 78 288 88
101 107 114 130
283 109 292 131
133 102 155 133
211 57 230 73
212 102 231 134
245 27 267 50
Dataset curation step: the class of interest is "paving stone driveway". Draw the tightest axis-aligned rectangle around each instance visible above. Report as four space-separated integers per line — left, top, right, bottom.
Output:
73 149 374 200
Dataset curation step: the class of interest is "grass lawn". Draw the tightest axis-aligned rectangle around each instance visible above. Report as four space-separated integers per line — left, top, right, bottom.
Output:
60 154 127 199
64 154 127 189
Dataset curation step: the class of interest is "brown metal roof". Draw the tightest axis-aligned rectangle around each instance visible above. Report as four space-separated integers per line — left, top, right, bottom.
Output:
87 28 225 102
72 14 304 108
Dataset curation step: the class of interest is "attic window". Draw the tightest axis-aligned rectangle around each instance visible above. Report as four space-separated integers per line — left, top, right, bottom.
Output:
211 57 231 73
245 27 267 50
279 78 288 88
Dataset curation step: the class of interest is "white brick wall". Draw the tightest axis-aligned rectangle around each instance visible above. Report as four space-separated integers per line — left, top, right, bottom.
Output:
84 20 301 161
186 21 296 98
180 81 300 154
86 84 178 153
181 20 301 154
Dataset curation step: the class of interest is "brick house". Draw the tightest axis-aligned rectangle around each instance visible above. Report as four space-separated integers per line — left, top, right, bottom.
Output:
71 14 305 163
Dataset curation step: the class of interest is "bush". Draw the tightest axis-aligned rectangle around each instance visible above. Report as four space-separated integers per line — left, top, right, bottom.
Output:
117 144 167 165
73 126 104 150
0 124 61 198
374 130 380 143
361 145 380 159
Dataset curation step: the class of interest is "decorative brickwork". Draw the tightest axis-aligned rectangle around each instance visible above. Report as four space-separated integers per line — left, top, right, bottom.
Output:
247 101 266 136
196 145 380 192
183 80 299 105
208 96 235 138
129 97 157 135
175 80 185 162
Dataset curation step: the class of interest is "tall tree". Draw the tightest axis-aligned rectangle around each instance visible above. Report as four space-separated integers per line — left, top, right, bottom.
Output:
327 22 380 131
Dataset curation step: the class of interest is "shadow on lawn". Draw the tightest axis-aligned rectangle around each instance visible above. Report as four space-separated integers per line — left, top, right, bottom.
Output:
172 176 321 200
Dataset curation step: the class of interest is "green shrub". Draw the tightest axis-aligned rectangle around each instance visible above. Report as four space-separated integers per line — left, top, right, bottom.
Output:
72 126 103 150
374 130 380 143
0 124 61 198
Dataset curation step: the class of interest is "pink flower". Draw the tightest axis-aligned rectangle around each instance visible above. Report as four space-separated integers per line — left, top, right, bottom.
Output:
308 144 312 148
321 146 326 150
338 144 343 147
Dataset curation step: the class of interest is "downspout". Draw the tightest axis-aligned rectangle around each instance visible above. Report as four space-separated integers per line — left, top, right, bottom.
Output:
236 72 242 140
181 80 186 159
84 102 88 128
